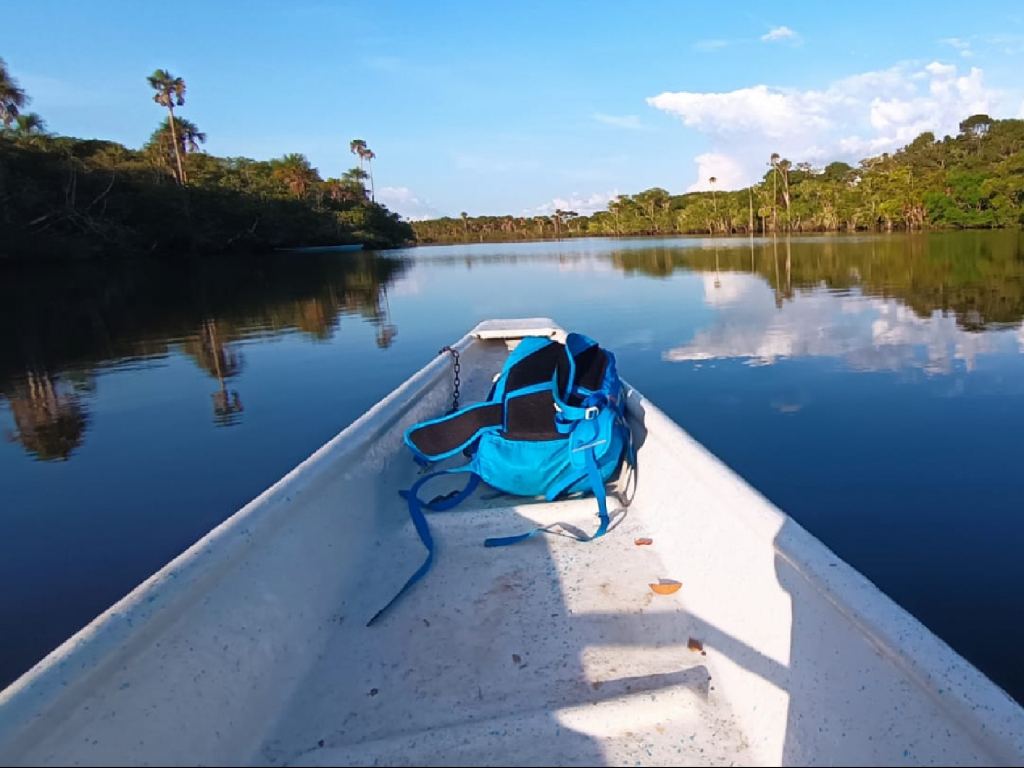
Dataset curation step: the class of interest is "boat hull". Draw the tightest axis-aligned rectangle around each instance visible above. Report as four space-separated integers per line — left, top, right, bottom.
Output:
1 318 1022 766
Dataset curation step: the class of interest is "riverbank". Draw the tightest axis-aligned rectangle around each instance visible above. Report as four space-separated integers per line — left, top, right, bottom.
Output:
414 114 1024 244
0 136 414 260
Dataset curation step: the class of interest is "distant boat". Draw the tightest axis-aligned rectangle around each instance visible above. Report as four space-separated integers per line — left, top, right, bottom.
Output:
2 317 1024 766
275 243 364 254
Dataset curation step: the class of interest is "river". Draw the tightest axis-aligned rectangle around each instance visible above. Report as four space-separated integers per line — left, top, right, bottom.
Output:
2 231 1024 702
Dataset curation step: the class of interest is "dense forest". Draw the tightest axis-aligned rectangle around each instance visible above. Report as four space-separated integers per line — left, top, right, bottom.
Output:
413 115 1024 243
0 59 414 259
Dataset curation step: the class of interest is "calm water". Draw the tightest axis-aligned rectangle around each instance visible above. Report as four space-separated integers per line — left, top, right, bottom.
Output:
3 232 1024 701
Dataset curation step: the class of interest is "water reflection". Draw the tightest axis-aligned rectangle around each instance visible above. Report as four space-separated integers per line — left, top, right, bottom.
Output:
4 371 91 461
611 230 1024 329
0 252 409 457
664 272 1016 374
182 320 245 427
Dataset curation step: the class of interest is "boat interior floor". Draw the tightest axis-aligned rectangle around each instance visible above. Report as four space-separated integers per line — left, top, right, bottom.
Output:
263 481 749 768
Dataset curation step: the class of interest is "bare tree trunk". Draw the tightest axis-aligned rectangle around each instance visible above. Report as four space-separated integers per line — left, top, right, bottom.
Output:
748 187 753 234
772 169 777 232
167 106 185 185
368 160 375 202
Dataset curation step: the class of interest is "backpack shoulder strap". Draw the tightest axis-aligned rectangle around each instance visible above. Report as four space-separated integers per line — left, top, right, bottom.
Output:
367 468 480 625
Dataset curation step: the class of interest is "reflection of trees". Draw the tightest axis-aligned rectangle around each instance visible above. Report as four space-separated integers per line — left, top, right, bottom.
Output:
0 252 410 452
612 231 1024 330
181 319 244 427
374 287 397 349
4 371 91 461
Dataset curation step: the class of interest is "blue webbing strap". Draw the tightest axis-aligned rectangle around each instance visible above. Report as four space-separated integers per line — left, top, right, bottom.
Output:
367 469 479 625
483 446 609 547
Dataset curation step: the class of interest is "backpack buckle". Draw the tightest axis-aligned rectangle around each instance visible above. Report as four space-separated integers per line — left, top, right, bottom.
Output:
553 403 599 420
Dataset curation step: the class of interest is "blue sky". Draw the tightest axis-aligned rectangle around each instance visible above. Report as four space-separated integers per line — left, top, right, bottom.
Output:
5 1 1024 219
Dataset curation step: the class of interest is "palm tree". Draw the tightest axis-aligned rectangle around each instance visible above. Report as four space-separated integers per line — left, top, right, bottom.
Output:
272 153 319 198
350 139 367 171
0 56 27 127
8 112 48 148
13 112 46 135
777 158 792 219
147 69 188 184
340 167 369 199
770 153 780 231
748 186 754 234
709 176 718 233
608 197 626 235
146 117 205 176
324 177 346 201
460 211 469 241
363 148 376 201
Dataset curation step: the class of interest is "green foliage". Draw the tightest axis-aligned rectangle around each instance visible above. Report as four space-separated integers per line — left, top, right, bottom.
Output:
0 56 28 127
0 134 414 258
413 115 1024 243
0 63 414 259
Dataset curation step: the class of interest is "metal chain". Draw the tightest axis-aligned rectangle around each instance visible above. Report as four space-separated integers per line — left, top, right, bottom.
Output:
439 346 461 413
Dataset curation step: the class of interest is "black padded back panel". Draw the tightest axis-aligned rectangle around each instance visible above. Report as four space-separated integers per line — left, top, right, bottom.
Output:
570 346 608 406
407 403 502 457
504 343 571 398
504 390 561 441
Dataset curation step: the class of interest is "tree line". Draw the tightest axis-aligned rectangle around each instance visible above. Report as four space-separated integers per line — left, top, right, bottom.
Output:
0 58 414 259
412 114 1024 243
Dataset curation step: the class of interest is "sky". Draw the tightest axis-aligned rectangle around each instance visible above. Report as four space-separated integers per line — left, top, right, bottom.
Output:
5 0 1024 220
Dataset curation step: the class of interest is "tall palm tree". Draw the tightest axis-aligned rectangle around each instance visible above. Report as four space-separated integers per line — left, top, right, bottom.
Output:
609 196 626 235
363 148 376 201
709 176 718 233
777 158 792 219
146 117 205 175
747 185 754 235
460 211 469 241
0 56 27 127
770 153 780 232
147 69 188 184
350 139 368 171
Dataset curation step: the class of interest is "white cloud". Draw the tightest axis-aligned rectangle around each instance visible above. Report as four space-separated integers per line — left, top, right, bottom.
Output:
694 39 728 51
941 37 974 58
761 26 798 43
663 274 1014 375
593 113 649 131
526 190 620 216
647 61 1006 190
687 152 750 191
376 186 441 221
701 272 753 307
648 84 832 138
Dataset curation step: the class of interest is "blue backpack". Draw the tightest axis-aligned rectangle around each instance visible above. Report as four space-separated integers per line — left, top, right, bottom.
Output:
369 332 632 624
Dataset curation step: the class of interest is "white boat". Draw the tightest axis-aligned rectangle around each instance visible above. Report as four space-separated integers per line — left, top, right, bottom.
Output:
2 318 1023 767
